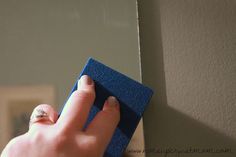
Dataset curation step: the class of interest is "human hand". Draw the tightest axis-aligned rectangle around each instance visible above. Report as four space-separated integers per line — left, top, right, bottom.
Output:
1 75 120 157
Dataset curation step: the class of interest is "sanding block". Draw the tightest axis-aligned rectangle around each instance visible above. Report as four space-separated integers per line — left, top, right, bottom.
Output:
62 58 153 157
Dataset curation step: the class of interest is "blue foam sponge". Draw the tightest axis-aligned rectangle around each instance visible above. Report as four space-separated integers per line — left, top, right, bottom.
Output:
63 58 153 157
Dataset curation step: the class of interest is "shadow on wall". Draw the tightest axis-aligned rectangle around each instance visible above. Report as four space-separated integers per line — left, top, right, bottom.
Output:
138 0 236 157
143 102 236 157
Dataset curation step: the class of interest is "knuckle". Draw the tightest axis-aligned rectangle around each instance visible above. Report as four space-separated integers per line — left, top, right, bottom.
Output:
77 135 101 156
53 134 69 150
74 89 96 101
103 109 120 123
30 130 45 144
48 131 67 151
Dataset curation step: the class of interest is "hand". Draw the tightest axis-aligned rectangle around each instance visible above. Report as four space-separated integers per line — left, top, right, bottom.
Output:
1 75 120 157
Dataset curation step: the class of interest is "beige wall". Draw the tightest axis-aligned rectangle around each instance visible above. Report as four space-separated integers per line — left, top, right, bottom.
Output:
139 0 236 157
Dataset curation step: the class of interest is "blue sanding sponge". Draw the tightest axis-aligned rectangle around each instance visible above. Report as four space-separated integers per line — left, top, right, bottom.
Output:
63 58 153 157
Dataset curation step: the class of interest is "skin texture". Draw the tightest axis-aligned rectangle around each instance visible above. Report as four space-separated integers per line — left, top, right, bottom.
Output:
1 75 120 157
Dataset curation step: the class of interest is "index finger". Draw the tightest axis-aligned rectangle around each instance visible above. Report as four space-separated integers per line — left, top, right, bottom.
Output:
57 75 95 131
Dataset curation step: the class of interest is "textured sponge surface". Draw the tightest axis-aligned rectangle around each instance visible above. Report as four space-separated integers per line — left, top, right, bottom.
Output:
63 58 153 157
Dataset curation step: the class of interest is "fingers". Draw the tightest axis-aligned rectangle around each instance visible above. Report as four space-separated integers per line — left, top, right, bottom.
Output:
29 104 58 129
57 75 96 131
85 96 120 148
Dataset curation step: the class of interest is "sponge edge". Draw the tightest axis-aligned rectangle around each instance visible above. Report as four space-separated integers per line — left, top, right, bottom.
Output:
64 58 153 157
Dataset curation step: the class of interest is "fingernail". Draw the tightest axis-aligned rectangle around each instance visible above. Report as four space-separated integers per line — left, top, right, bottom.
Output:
80 75 93 86
107 96 119 107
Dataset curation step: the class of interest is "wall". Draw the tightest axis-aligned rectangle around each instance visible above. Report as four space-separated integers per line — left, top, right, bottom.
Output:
138 0 236 157
0 0 140 106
